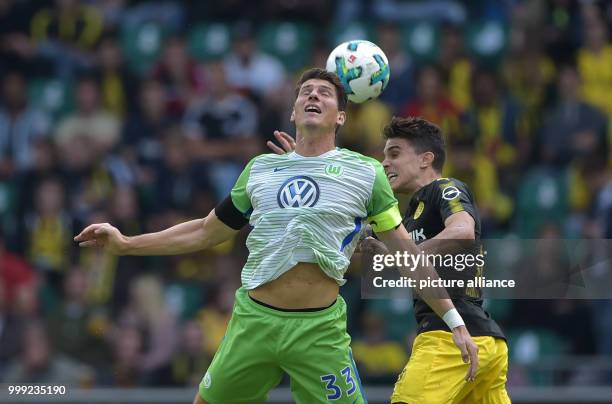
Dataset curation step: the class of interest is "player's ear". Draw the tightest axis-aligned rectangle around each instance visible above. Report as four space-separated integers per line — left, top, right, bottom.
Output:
290 109 296 122
336 111 346 126
421 151 435 168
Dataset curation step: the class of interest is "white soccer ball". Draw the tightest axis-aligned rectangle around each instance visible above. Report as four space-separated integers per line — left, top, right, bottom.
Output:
325 40 390 104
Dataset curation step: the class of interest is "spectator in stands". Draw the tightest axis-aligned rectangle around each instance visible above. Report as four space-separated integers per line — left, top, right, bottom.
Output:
171 320 210 386
0 1 39 72
462 68 523 190
0 71 51 177
196 278 237 363
96 34 137 118
443 136 513 232
438 24 472 112
47 267 110 368
117 275 178 385
30 0 104 78
223 22 287 99
352 311 408 383
121 79 171 190
2 321 94 386
340 100 392 160
0 236 36 371
146 126 211 220
577 7 612 115
55 75 121 154
376 22 415 113
502 27 556 139
541 65 607 167
183 61 260 199
401 65 461 139
152 35 205 118
14 139 61 250
25 178 73 282
0 230 36 307
105 325 145 387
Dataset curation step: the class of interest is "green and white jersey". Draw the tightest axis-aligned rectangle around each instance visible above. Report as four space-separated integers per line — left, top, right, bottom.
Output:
231 148 401 289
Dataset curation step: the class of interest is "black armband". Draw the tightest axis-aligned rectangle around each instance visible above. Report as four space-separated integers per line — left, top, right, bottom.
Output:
215 196 249 230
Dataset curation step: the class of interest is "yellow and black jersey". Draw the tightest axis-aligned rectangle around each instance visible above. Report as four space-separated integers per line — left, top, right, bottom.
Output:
403 177 505 339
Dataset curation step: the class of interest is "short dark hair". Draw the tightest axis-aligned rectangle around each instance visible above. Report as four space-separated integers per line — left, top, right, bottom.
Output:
295 68 347 111
383 116 446 172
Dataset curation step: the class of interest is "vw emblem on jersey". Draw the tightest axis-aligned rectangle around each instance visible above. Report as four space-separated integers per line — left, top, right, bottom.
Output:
277 176 320 208
442 186 461 201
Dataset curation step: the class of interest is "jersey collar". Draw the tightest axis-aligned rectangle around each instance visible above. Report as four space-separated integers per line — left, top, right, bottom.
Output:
289 148 340 159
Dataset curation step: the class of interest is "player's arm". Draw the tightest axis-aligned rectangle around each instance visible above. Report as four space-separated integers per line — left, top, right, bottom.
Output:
367 163 478 381
376 224 478 381
75 156 257 256
419 211 475 255
420 179 477 255
74 210 237 255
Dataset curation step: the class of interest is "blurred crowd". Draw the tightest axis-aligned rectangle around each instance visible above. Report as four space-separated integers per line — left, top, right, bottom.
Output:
0 0 611 389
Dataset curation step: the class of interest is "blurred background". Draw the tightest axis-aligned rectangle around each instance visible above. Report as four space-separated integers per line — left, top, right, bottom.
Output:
0 0 611 402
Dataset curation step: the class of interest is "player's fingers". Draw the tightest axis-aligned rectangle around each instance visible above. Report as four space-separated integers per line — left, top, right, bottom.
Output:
278 131 295 146
79 240 99 248
274 131 293 152
74 224 100 241
467 345 479 381
266 140 285 155
458 341 469 364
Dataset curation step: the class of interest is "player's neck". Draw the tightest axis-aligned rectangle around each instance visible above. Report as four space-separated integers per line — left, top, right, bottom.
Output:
415 170 441 191
294 131 335 157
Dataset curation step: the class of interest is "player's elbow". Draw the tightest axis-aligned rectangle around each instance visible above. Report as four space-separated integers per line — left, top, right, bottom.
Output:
453 225 475 240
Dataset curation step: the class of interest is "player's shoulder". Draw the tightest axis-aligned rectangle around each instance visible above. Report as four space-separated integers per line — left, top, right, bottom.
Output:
248 153 291 166
336 148 383 172
431 177 473 200
434 177 470 189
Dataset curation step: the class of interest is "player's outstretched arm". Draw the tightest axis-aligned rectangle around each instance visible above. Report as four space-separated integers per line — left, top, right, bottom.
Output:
376 224 479 381
266 130 296 154
74 209 238 256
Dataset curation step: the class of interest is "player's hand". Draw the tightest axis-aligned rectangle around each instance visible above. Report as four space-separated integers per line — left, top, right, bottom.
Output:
359 236 389 255
74 223 128 255
451 325 479 381
266 131 296 154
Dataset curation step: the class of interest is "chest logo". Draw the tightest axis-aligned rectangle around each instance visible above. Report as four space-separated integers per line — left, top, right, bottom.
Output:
277 175 320 208
325 164 343 176
413 201 425 219
442 186 461 201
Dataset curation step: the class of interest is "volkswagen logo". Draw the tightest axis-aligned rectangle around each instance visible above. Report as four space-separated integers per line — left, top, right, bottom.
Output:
277 176 320 208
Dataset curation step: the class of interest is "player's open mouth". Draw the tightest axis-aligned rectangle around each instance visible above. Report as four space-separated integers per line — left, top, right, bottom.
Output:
387 173 398 181
304 105 321 114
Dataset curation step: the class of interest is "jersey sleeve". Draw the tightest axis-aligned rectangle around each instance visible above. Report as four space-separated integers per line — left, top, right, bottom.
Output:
433 178 476 222
366 159 402 233
215 157 256 229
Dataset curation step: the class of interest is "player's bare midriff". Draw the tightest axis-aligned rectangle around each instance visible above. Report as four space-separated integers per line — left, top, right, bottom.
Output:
248 262 339 309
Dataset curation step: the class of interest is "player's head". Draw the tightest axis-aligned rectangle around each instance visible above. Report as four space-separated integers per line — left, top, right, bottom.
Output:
291 68 347 135
382 117 446 193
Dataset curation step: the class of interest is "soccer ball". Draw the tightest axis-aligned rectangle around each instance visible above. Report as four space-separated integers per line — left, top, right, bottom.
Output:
326 40 390 104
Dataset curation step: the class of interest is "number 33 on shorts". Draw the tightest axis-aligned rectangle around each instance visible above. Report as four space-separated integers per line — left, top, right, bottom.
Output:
320 365 361 402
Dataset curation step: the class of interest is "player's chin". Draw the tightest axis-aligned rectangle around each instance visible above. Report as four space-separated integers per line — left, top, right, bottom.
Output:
387 175 399 187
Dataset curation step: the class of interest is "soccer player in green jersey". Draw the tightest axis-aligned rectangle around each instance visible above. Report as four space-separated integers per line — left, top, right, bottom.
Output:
75 68 477 404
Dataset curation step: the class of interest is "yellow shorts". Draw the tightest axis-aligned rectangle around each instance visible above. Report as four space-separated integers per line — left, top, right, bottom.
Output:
391 330 511 404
